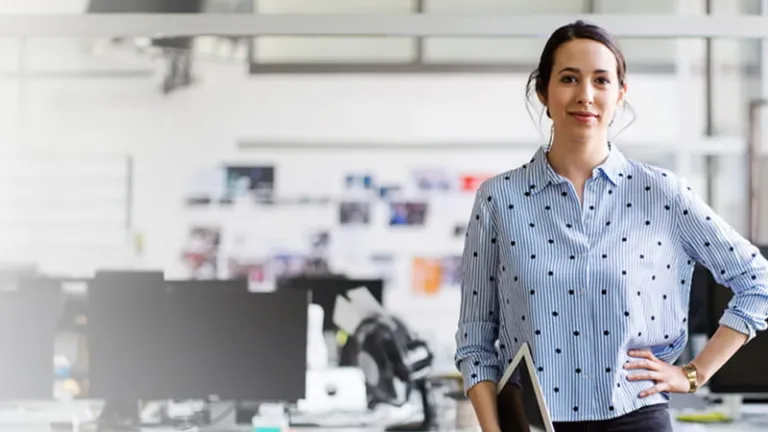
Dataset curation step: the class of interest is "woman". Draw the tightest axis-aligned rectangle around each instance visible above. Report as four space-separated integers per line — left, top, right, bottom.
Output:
455 20 768 432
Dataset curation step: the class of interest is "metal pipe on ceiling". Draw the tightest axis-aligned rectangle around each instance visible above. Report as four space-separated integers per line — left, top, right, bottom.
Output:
0 14 766 38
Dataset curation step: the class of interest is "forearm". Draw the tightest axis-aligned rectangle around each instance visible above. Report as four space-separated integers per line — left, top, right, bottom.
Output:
467 381 501 432
691 325 748 386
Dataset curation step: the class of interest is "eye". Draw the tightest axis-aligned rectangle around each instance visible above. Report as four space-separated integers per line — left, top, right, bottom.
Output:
560 75 577 83
595 77 611 85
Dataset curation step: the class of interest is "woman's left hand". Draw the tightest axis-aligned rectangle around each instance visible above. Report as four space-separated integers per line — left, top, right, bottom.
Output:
624 349 691 397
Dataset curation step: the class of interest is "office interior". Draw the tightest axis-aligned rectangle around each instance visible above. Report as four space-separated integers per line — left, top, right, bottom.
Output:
2 1 768 431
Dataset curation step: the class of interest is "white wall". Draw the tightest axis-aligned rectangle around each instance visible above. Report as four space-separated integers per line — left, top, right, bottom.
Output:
0 0 759 372
0 0 754 357
18 63 683 253
1 55 687 353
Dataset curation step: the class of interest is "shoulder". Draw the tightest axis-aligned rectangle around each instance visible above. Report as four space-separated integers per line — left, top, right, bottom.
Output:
475 164 531 201
622 158 690 198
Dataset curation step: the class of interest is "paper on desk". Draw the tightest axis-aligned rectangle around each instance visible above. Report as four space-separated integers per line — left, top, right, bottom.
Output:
333 294 364 335
346 286 388 319
671 421 708 432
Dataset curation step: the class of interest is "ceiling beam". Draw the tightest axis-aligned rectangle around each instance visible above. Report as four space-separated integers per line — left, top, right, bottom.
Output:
0 14 765 38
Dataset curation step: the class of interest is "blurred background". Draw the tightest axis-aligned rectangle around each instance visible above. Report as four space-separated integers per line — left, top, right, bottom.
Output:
0 1 768 431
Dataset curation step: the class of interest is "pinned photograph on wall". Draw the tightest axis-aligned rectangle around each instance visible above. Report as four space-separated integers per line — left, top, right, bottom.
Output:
180 226 221 280
227 256 270 292
344 173 375 191
339 201 371 225
411 168 453 192
307 230 331 255
452 223 467 238
304 230 333 276
377 184 402 201
224 165 275 204
184 167 226 206
370 253 396 285
389 201 428 226
271 253 308 281
459 173 494 192
412 257 442 295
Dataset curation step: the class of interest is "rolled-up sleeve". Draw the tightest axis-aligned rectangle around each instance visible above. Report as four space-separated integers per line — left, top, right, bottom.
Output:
455 186 501 394
675 177 768 343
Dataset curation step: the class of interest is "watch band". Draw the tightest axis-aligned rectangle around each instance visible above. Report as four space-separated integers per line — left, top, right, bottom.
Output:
682 363 699 393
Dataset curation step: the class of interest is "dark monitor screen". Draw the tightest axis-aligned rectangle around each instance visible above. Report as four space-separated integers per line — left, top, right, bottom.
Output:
0 278 64 400
94 270 164 286
277 277 384 331
88 282 308 402
165 279 248 293
689 264 713 335
87 0 203 13
707 246 768 394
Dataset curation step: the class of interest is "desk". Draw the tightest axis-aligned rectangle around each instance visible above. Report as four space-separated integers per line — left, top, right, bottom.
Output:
0 404 763 431
0 424 761 432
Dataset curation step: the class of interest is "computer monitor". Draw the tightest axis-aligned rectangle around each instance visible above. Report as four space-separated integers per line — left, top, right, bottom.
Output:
689 264 713 335
0 277 64 400
93 270 165 288
276 276 385 331
88 281 308 403
706 246 768 395
87 0 203 13
0 263 38 291
165 279 248 293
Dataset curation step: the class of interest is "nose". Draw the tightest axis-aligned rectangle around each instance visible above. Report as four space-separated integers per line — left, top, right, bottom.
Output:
578 82 595 106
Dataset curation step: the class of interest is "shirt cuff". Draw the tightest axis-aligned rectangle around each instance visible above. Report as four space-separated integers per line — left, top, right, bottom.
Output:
460 363 500 396
719 310 756 344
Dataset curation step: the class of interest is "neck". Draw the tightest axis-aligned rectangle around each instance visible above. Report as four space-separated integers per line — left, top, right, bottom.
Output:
546 135 610 180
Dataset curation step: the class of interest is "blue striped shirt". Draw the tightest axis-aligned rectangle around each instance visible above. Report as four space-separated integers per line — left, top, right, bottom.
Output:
454 145 768 422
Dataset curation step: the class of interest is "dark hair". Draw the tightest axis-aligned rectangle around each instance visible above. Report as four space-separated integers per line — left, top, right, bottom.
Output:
526 20 634 131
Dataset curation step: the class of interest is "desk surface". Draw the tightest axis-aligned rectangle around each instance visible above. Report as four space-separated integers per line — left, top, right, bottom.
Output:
0 403 763 432
0 423 761 432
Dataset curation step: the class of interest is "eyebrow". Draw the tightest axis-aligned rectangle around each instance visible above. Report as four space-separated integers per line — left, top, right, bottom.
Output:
557 67 610 75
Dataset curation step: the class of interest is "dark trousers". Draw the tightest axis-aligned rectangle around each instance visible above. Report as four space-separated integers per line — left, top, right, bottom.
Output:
553 404 673 432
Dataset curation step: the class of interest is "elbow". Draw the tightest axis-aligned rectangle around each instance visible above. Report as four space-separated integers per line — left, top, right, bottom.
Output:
719 308 765 344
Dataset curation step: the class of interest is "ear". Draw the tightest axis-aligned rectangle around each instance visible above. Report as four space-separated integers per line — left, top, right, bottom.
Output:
617 82 628 107
537 91 547 108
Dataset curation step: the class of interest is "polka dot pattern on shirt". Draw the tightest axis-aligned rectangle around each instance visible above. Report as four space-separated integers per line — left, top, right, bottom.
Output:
454 145 768 423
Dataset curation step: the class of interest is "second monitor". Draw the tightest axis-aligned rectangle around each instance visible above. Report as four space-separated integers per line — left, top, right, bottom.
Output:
88 278 308 404
276 276 384 331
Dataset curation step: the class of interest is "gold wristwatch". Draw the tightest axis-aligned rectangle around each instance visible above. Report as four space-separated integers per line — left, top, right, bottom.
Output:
682 363 699 393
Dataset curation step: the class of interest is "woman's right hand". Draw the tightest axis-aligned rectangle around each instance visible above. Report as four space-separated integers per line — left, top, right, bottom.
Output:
467 381 503 432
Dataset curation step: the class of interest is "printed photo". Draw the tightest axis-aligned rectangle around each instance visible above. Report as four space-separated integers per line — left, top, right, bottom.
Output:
339 201 371 225
389 201 428 226
440 256 462 287
412 168 453 192
225 165 275 203
180 226 221 280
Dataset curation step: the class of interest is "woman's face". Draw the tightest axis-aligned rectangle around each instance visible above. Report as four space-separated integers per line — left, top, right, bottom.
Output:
541 38 626 143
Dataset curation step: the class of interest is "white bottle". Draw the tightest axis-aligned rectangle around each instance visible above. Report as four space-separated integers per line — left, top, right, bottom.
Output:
306 304 328 370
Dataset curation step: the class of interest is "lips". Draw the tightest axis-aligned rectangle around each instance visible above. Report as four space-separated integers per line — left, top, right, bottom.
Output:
569 111 598 123
569 111 598 118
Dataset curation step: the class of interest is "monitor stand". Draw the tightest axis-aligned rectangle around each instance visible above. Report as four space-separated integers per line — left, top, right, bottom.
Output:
385 379 438 432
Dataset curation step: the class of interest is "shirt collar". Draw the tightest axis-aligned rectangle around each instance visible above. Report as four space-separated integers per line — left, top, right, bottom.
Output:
525 142 629 196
